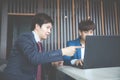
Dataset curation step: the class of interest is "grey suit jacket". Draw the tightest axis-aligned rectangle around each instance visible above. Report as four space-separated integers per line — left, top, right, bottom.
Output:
4 32 63 80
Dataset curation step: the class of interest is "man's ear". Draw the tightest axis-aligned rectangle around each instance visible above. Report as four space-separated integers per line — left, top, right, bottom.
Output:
35 24 40 29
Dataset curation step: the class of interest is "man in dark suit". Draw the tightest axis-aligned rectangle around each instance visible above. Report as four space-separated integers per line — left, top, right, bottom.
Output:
3 13 81 80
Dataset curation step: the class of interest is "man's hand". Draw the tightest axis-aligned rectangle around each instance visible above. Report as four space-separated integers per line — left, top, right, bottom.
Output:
62 46 84 56
51 61 64 67
74 59 83 66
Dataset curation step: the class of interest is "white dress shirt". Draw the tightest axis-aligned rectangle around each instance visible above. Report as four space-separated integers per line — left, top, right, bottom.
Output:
71 45 85 65
32 31 42 43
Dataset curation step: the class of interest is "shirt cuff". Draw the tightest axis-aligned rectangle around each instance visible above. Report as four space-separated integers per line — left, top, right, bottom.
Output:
71 59 78 65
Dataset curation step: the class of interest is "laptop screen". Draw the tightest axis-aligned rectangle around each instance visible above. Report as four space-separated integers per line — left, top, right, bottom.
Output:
83 35 120 69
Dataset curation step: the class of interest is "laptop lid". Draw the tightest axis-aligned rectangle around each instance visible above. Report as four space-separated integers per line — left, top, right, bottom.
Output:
83 35 120 69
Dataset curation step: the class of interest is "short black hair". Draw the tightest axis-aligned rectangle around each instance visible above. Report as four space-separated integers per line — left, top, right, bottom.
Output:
78 20 95 31
31 13 53 30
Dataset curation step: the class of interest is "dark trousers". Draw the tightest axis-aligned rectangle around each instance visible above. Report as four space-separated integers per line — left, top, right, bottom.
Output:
0 72 5 80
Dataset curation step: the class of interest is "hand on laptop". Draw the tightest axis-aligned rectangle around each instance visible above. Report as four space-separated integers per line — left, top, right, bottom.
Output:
74 59 83 66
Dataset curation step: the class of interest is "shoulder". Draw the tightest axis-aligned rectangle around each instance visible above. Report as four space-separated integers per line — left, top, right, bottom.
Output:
67 38 80 43
18 32 33 39
16 32 35 43
19 32 33 37
67 38 80 45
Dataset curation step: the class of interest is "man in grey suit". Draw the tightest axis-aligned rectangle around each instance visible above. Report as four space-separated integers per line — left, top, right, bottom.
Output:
3 13 81 80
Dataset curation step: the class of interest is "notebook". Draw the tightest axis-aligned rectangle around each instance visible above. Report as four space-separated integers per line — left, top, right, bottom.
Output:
77 35 120 69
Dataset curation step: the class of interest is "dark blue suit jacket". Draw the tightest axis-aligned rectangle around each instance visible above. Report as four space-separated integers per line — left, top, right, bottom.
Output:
4 32 63 80
63 38 82 65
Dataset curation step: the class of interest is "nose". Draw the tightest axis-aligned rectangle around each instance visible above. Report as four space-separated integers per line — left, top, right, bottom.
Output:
87 32 93 36
48 29 51 33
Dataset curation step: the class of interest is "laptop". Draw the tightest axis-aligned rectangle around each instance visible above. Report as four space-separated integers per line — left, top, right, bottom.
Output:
77 35 120 69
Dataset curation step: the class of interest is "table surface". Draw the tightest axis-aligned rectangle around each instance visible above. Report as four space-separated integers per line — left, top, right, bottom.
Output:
57 66 120 80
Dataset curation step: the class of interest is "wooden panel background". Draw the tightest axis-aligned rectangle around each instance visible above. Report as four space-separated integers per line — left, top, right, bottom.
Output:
7 0 120 52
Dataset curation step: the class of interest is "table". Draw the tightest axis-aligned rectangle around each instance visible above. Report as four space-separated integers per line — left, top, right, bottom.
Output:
57 66 120 80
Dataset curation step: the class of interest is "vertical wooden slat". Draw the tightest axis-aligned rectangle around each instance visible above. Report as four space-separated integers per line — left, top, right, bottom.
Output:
42 0 47 51
86 0 90 19
98 0 102 35
106 1 110 35
29 0 34 13
60 0 63 48
38 0 43 13
34 0 37 13
50 0 53 50
66 0 69 42
74 0 78 38
57 0 60 49
104 1 107 35
51 0 54 50
23 0 26 13
0 0 8 59
69 0 73 40
63 0 67 47
12 0 15 13
114 1 119 35
72 0 75 39
109 1 112 35
111 1 115 35
16 0 19 13
100 0 105 35
60 0 63 47
53 0 57 50
94 1 98 35
47 0 50 50
20 0 22 13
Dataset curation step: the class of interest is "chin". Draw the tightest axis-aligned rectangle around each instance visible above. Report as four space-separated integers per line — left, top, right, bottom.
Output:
42 37 48 40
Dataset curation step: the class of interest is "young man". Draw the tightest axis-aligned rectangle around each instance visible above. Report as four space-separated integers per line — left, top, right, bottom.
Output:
63 19 96 66
3 13 81 80
63 19 95 80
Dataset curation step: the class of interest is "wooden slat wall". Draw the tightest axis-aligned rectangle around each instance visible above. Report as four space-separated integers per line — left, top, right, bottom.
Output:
117 0 120 34
0 1 1 28
0 0 8 59
8 0 38 15
7 0 120 52
0 1 1 44
42 0 120 51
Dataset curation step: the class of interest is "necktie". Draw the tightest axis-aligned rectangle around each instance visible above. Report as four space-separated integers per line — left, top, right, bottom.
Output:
36 42 42 80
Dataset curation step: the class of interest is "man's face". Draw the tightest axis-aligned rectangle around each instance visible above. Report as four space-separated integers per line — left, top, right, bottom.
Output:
35 23 52 40
79 30 94 41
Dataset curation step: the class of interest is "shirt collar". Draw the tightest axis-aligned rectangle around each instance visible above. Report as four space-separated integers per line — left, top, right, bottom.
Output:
32 31 41 42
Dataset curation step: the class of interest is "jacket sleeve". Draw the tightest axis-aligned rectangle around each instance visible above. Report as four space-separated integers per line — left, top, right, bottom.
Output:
16 34 63 65
63 41 73 65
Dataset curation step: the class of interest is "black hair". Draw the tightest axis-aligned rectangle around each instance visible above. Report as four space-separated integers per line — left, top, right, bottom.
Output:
78 20 95 31
31 13 53 30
